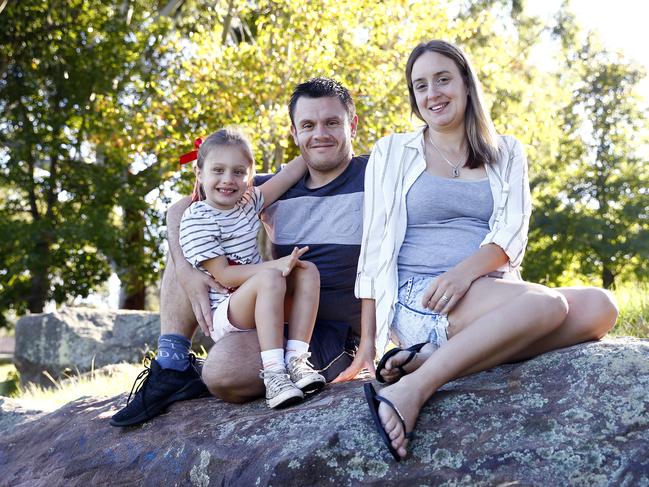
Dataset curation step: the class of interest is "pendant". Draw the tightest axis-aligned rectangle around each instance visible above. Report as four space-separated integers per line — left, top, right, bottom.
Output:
452 168 460 178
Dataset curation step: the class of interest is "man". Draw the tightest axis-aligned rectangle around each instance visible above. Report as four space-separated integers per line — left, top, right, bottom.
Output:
111 77 375 426
111 77 617 426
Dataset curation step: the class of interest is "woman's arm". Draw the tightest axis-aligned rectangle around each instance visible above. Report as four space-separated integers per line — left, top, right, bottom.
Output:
481 137 531 269
421 243 508 314
355 139 389 300
422 137 532 314
332 298 377 382
258 156 307 209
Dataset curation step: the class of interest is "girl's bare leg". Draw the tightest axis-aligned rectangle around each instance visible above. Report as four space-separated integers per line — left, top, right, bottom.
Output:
227 268 287 351
375 280 568 458
284 261 320 342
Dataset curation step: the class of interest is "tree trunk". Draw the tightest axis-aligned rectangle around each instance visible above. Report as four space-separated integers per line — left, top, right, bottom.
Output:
602 266 615 289
119 279 146 309
26 241 50 313
118 206 147 310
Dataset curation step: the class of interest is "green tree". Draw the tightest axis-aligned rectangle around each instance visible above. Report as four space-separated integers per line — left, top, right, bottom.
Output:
0 0 183 320
520 6 649 288
559 37 648 288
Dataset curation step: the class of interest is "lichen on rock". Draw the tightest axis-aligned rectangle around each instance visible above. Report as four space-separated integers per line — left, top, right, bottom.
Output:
1 338 648 486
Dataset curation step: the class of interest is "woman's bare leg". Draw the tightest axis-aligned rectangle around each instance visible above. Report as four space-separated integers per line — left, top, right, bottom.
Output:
509 286 617 360
375 279 568 458
380 284 617 381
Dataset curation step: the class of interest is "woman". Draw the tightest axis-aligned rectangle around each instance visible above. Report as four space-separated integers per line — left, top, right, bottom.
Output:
355 40 617 461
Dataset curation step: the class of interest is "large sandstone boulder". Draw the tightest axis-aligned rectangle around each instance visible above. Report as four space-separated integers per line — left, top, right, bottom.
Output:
13 307 212 386
2 338 648 486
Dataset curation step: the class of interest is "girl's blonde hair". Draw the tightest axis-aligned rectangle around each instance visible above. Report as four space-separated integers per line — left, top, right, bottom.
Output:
192 128 255 201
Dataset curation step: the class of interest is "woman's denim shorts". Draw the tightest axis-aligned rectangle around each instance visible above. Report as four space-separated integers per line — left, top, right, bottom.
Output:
391 276 449 350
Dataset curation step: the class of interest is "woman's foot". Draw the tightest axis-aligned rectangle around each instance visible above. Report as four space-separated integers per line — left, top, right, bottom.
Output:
370 380 425 459
378 343 436 384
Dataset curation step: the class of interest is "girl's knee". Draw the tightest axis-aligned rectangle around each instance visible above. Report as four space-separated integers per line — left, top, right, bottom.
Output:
254 268 286 291
294 261 320 288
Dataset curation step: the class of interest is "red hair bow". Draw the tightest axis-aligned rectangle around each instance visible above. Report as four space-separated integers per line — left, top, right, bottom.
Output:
179 137 203 165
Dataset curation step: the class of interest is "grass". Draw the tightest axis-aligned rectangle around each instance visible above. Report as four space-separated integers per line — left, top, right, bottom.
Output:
1 287 647 410
2 362 143 412
611 282 649 338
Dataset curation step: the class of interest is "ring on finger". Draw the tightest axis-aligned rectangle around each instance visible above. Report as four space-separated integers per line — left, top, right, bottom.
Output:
441 294 450 302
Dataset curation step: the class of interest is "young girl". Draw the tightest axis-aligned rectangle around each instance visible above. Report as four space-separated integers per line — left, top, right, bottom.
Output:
179 128 325 409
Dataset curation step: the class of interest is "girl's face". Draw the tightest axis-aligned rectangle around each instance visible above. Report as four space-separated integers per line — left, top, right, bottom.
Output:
410 50 468 133
197 145 253 210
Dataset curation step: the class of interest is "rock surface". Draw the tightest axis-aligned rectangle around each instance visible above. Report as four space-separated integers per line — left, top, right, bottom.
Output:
13 307 212 386
0 397 47 435
2 338 648 486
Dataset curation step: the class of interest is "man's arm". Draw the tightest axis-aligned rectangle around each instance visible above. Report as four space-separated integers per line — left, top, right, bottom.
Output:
167 196 223 336
331 298 377 383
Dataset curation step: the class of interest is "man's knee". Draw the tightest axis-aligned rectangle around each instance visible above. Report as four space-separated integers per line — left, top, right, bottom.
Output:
202 331 264 403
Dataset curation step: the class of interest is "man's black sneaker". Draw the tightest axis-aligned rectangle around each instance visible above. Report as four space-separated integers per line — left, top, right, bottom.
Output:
110 354 210 427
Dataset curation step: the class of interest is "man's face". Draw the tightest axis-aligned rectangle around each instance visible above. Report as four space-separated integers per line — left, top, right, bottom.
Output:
290 96 358 174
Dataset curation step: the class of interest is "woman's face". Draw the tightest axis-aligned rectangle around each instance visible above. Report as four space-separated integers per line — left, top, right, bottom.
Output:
410 50 468 132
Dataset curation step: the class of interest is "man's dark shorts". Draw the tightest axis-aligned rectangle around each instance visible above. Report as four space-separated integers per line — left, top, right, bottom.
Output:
308 320 359 382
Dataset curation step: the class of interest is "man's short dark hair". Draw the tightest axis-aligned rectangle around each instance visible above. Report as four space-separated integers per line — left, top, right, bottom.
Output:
288 77 356 126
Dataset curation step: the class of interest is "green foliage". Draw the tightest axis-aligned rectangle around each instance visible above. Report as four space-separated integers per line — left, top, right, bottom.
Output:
0 0 182 318
0 363 20 397
1 0 647 324
522 16 649 288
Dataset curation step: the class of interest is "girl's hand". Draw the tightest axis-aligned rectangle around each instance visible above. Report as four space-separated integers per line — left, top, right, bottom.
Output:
272 246 309 276
421 268 473 314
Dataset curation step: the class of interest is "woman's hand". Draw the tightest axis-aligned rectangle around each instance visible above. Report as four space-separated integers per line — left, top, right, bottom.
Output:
421 267 474 314
331 337 376 383
271 246 309 276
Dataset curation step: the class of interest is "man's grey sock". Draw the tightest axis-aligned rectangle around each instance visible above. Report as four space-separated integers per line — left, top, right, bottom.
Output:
156 334 192 371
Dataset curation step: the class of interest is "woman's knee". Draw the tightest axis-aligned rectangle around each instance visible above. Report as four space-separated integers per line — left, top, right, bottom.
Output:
577 288 618 339
534 288 569 330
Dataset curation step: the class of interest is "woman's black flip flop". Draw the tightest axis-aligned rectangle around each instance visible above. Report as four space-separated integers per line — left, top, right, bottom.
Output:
364 382 413 462
375 342 427 383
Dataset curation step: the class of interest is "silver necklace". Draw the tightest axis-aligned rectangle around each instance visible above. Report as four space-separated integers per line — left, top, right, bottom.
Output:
427 132 465 178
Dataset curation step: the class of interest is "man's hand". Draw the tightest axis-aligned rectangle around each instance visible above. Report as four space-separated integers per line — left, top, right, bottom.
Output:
176 264 227 337
331 338 376 383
